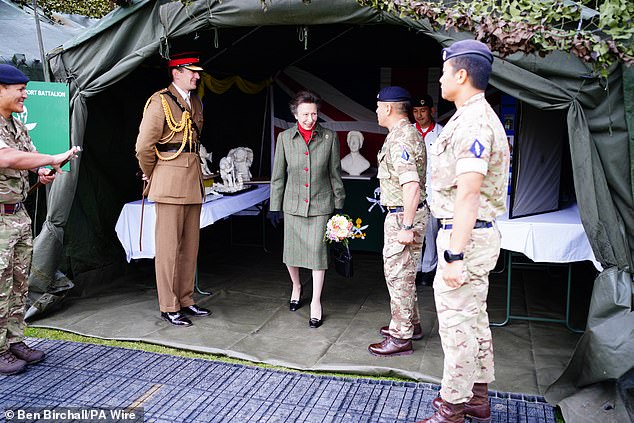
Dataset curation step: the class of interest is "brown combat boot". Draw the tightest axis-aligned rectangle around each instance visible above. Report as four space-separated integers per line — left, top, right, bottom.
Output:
432 383 491 423
417 398 465 423
0 350 27 375
368 336 413 357
10 341 46 364
379 323 424 340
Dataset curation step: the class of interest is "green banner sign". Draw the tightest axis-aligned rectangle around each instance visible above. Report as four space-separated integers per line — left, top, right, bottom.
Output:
13 81 71 170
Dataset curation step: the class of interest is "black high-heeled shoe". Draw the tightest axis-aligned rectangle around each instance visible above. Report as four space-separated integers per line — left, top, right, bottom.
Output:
289 286 302 312
308 317 322 328
309 304 323 328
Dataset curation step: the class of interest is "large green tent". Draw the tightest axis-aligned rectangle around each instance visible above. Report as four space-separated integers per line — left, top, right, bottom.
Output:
29 0 633 421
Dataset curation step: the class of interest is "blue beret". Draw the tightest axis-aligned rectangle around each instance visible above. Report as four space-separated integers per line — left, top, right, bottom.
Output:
442 40 493 64
0 64 29 85
412 94 434 108
377 86 411 103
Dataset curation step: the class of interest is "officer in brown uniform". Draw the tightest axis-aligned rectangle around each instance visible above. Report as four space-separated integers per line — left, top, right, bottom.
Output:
0 64 79 374
417 41 509 423
368 86 429 357
136 55 210 327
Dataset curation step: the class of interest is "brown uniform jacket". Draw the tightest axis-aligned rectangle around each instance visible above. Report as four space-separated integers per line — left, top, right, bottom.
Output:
135 84 204 204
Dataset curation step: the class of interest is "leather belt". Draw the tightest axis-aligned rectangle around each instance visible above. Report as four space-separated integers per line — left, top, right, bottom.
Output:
438 218 493 230
387 202 426 213
0 203 23 215
156 143 199 154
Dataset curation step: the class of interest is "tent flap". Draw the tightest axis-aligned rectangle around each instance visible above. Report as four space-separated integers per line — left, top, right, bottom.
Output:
624 65 634 203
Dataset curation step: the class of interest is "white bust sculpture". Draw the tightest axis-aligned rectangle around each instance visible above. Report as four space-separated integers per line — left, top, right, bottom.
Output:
341 131 370 176
219 156 236 188
199 145 213 177
227 147 254 182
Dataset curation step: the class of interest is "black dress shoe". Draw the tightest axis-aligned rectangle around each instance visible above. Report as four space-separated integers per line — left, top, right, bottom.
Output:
180 304 211 317
161 312 192 327
309 317 323 328
289 299 302 312
289 286 303 311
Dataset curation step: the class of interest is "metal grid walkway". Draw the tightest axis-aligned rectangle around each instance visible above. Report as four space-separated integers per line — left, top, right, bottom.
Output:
0 339 557 422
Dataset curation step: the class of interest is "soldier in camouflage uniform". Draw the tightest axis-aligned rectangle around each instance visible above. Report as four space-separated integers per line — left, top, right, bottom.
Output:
368 86 429 357
0 64 79 375
417 41 510 423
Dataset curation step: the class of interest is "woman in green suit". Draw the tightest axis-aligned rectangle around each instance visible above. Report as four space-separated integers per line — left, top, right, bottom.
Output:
269 90 345 328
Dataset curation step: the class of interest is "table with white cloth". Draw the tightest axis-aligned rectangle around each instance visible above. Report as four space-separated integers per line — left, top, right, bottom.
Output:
115 184 270 262
491 201 600 332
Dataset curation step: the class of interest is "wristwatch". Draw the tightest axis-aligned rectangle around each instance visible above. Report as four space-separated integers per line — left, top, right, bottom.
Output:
402 224 414 230
444 250 464 263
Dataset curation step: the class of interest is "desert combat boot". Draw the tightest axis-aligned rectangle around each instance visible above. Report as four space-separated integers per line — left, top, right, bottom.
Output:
368 335 413 356
0 350 27 375
432 382 491 422
417 398 465 423
10 341 46 364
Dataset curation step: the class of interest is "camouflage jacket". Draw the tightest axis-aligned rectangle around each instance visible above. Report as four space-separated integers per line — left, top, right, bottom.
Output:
377 118 426 206
0 115 36 203
430 93 509 220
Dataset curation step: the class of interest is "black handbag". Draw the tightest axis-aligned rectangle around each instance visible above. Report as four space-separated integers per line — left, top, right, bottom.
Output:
331 243 353 278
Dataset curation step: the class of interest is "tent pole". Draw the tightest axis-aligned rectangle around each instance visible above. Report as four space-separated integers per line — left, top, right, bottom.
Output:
269 85 275 177
32 0 50 82
258 87 269 178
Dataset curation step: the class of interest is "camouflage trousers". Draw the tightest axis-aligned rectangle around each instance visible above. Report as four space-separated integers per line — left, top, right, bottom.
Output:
433 224 501 404
383 206 429 339
0 209 32 353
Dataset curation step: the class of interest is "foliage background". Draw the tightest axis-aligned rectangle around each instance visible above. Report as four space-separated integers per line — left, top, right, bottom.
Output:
358 0 632 76
14 0 119 17
13 0 634 75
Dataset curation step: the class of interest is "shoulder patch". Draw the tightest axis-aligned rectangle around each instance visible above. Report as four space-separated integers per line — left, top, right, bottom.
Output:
401 148 410 161
469 139 485 158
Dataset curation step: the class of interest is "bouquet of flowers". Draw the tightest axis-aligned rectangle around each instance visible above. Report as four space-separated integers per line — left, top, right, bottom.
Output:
324 214 354 246
324 214 369 278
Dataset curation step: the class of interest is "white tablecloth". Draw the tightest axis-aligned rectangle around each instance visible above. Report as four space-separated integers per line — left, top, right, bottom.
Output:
497 202 601 271
115 184 270 261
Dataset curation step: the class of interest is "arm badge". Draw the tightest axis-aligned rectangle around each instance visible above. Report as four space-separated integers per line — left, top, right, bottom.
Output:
470 139 485 158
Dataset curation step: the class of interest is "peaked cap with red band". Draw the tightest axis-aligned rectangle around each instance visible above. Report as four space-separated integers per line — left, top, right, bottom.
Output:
167 53 203 71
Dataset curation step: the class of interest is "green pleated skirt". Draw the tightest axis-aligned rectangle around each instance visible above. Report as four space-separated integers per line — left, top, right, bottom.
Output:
283 213 330 270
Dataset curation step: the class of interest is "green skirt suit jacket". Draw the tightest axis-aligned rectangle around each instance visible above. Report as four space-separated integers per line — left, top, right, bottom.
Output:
270 124 346 269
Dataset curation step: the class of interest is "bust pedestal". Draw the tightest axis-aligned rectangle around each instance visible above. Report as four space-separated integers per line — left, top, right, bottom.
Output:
341 152 370 177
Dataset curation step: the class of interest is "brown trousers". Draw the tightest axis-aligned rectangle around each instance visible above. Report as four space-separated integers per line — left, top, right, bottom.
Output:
154 202 201 312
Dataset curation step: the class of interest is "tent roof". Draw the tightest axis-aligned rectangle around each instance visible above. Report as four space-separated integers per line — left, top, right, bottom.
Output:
49 0 602 96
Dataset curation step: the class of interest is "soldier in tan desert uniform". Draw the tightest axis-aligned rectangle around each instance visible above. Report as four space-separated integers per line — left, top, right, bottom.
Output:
368 86 429 357
417 40 510 423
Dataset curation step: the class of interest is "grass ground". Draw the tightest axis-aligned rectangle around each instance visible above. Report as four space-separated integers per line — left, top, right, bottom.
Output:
25 327 566 422
25 327 410 382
